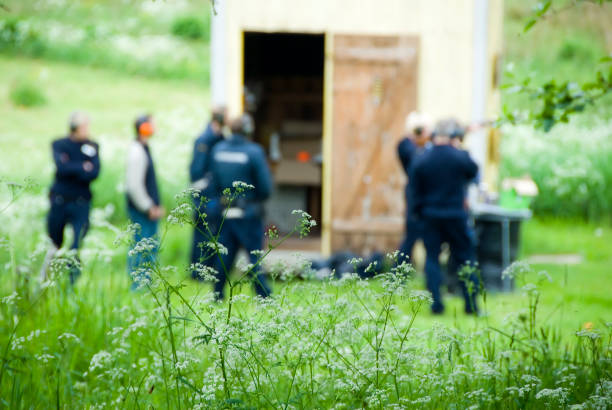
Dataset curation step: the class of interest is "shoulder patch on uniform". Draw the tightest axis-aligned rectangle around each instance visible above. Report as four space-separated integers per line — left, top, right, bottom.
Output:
81 143 97 157
214 151 249 164
197 143 208 153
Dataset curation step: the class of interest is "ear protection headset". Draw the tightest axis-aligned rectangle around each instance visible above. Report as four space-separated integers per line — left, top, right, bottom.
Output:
450 127 466 141
135 115 154 138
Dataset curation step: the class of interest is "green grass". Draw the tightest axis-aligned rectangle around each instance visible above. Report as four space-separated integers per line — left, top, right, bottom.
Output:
0 2 609 323
0 200 610 407
503 0 612 111
0 55 209 221
0 3 611 406
0 13 609 338
9 79 47 107
0 0 212 81
2 0 611 222
413 217 612 333
499 1 612 221
521 218 612 261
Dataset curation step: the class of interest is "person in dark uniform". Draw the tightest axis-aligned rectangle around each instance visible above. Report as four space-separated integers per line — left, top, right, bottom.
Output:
42 111 100 283
208 113 273 300
446 122 479 294
410 119 479 315
189 106 227 280
397 112 431 266
126 114 163 288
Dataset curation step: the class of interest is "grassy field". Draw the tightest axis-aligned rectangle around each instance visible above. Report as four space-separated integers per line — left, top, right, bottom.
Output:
503 0 612 111
1 54 610 330
0 55 208 219
0 0 212 81
500 0 612 220
0 56 610 407
1 1 611 408
1 190 611 406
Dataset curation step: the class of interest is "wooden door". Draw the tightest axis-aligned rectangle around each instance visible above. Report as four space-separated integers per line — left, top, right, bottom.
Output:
331 34 418 252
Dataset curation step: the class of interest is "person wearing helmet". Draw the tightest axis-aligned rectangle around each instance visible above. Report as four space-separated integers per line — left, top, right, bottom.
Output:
410 118 480 315
397 111 432 266
189 106 227 281
42 111 100 283
208 113 273 300
126 114 163 289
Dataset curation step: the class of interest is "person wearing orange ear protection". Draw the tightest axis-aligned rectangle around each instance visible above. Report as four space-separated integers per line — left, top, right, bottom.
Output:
126 114 164 289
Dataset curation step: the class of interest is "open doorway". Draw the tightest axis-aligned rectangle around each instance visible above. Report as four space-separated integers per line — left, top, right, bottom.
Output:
243 32 325 246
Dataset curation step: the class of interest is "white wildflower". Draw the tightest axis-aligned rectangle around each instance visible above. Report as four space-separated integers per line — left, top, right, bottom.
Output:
89 351 113 372
535 387 569 405
1 291 20 305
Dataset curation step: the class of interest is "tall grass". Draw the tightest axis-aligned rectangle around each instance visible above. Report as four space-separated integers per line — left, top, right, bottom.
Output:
0 183 610 408
500 119 612 222
0 1 211 82
9 80 47 107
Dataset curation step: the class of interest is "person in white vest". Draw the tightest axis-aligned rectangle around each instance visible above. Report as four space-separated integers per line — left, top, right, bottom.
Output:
125 114 163 289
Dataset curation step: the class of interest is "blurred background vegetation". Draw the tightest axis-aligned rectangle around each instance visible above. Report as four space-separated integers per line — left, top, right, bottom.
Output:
501 0 612 221
0 0 211 81
0 1 610 299
1 0 611 222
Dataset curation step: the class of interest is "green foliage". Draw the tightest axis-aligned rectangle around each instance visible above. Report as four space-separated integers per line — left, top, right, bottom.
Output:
171 16 207 41
523 0 612 33
0 17 46 56
505 0 612 131
9 80 46 107
0 187 611 407
557 38 597 62
501 121 612 221
0 2 210 81
523 0 551 32
502 61 612 132
501 1 612 220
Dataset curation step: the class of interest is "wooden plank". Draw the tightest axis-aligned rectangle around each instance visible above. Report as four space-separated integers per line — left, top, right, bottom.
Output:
330 34 418 252
332 218 404 234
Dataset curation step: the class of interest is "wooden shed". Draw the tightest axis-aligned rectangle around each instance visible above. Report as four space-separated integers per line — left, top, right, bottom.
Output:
209 0 504 255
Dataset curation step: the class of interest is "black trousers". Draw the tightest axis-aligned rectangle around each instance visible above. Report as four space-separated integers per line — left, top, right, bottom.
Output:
190 199 221 280
46 195 90 283
213 218 271 300
47 195 90 250
422 216 478 312
398 213 425 266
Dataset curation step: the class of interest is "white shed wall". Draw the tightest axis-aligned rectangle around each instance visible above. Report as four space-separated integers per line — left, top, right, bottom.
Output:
214 0 488 122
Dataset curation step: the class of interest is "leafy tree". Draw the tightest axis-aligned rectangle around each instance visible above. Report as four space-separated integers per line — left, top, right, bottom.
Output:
503 0 612 131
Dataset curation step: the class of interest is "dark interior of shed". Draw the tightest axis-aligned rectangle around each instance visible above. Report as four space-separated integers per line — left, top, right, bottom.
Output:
244 32 325 236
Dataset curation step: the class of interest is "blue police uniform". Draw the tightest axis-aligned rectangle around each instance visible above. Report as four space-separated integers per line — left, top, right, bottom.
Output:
47 136 100 282
397 137 426 265
208 133 273 299
189 123 224 280
410 144 479 314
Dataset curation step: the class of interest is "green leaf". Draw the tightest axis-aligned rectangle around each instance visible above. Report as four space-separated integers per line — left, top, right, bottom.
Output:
178 376 200 393
599 55 612 64
542 118 555 132
535 0 552 17
524 18 538 32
